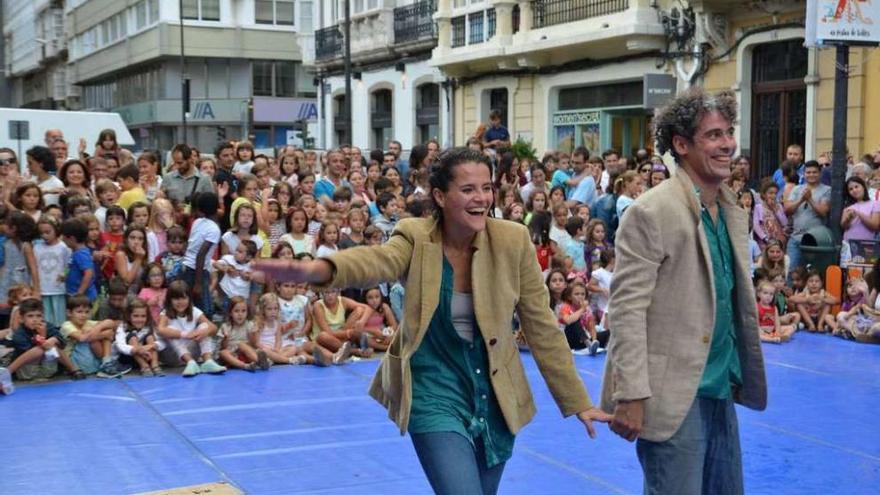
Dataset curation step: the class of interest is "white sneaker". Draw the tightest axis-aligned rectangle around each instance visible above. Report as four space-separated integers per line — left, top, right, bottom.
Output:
182 360 201 377
0 367 14 395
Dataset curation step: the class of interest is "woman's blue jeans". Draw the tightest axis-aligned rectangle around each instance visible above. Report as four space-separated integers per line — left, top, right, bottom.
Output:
410 431 506 495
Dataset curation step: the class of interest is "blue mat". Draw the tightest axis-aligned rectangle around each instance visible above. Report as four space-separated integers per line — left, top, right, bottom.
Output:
1 332 878 494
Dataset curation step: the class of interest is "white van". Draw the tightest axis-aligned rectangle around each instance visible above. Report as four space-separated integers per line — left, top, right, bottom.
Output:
0 108 134 172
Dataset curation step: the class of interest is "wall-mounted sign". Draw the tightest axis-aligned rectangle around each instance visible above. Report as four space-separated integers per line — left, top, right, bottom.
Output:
643 74 677 109
807 0 880 46
552 111 600 126
253 97 319 123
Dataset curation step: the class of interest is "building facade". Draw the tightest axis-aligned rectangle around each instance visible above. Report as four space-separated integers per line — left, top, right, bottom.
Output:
430 0 880 175
2 0 70 109
313 0 450 151
64 0 318 151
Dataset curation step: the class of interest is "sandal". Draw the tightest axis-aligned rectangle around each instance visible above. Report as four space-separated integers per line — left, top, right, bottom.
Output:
151 366 166 377
71 369 86 380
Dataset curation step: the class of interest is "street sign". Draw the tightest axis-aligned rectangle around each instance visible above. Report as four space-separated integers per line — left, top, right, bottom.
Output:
8 120 28 140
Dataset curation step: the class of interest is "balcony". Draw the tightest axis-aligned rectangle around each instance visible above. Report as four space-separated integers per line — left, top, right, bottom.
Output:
316 26 344 62
432 0 665 77
531 0 628 29
394 0 437 46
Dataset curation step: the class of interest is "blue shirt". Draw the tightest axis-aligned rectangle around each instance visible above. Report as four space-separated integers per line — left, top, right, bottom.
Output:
484 125 509 147
314 178 351 201
67 246 97 301
570 176 597 207
551 169 573 196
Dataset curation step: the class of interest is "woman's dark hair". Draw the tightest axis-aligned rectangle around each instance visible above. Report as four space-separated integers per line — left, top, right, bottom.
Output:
429 147 492 219
7 211 38 242
26 145 56 173
549 185 566 203
494 152 517 188
544 269 567 308
844 176 869 206
164 280 194 321
529 211 552 246
59 159 92 188
409 144 429 170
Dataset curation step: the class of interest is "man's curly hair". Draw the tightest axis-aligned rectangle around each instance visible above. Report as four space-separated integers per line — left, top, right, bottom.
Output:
653 87 738 162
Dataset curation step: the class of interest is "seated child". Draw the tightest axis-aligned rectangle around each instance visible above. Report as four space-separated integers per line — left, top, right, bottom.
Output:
832 277 879 340
0 299 84 394
277 282 332 366
756 281 796 343
558 281 600 355
769 271 802 329
217 296 268 372
796 269 838 332
61 295 127 378
95 277 129 325
359 287 397 353
114 299 164 376
157 280 225 377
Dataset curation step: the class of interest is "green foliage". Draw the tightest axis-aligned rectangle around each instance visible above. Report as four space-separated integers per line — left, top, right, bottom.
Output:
510 137 537 162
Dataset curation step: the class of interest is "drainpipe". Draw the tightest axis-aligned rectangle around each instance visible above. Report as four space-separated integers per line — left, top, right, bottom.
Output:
676 42 703 88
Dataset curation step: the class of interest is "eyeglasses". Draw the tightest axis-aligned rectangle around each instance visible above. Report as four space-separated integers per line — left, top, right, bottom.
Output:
0 159 15 166
640 168 651 173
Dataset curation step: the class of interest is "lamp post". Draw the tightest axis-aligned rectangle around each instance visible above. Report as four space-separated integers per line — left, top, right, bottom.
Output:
179 0 188 143
343 0 352 145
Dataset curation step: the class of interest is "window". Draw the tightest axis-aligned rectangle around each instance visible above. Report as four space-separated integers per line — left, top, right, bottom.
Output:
253 61 303 97
300 1 313 32
182 0 220 21
149 0 159 23
253 61 273 96
136 1 147 29
416 83 440 144
468 12 484 44
275 61 296 96
489 88 508 128
371 89 393 149
256 0 295 25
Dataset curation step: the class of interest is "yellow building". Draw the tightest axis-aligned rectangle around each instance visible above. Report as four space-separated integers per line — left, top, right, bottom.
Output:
432 0 880 178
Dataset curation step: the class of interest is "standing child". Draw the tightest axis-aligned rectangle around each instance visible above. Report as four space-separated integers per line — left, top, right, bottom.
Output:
315 222 340 258
584 219 609 276
796 269 838 332
98 206 127 285
61 218 98 303
0 299 84 394
114 296 164 376
222 204 265 256
528 211 554 272
157 225 187 284
217 296 269 372
182 193 222 320
35 216 71 327
60 295 126 377
94 179 119 230
371 192 398 240
12 183 44 223
114 226 148 295
232 141 255 177
0 212 40 308
157 280 225 377
562 217 587 278
138 263 167 324
756 281 796 343
146 198 174 260
115 165 146 211
588 248 614 338
280 207 315 255
213 240 258 311
265 199 287 250
339 209 367 249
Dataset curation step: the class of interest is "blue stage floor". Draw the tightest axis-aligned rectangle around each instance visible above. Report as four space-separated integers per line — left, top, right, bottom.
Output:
1 332 878 494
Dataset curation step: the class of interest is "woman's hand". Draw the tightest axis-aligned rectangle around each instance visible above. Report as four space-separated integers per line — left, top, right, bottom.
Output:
576 407 613 439
253 259 332 284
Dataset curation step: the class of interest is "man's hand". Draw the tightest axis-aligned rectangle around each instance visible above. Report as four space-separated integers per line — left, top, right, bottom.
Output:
576 407 613 439
610 399 646 442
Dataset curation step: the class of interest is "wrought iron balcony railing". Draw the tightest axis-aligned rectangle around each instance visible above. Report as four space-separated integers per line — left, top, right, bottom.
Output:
315 25 343 61
394 0 437 45
531 0 628 29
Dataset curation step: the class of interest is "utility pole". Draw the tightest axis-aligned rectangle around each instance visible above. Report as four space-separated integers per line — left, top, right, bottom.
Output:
343 0 352 145
179 0 188 143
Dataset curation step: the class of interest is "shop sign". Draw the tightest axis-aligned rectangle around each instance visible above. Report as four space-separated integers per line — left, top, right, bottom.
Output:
552 111 600 126
643 74 676 109
807 1 880 46
253 97 319 123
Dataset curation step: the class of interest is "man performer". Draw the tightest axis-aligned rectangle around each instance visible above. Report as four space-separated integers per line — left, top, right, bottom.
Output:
601 87 767 494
